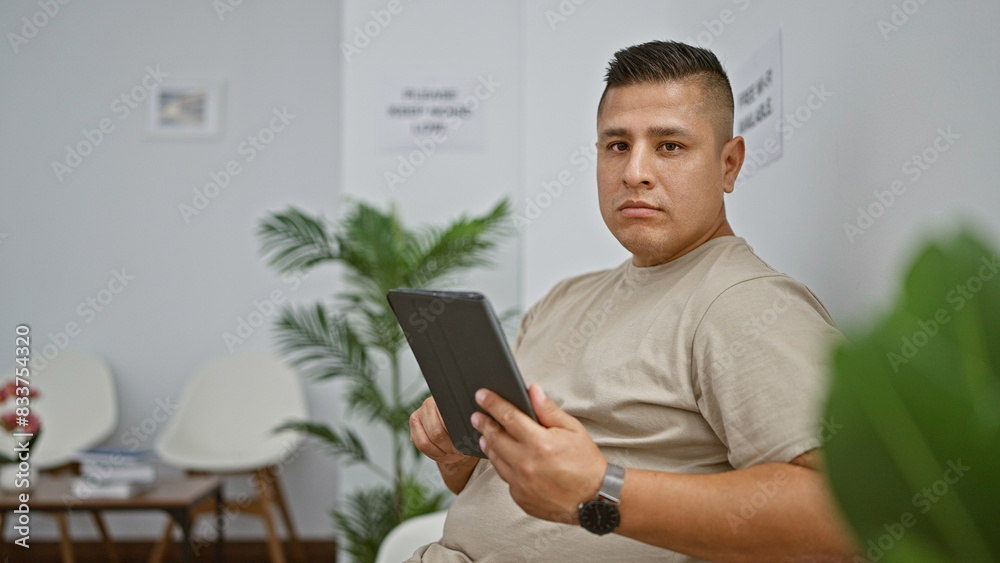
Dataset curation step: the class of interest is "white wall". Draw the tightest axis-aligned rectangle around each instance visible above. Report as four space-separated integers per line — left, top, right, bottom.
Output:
0 0 342 540
521 0 1000 329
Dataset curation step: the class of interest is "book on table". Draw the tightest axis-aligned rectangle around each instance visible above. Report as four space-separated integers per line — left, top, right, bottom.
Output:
72 447 158 498
74 447 155 465
80 462 156 484
70 478 153 499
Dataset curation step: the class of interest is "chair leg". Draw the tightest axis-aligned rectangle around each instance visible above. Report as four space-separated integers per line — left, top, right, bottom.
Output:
53 512 76 563
254 468 287 563
0 511 6 559
265 466 306 563
91 511 120 563
147 519 175 563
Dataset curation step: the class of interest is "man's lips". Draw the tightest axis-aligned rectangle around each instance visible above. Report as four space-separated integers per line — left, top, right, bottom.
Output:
618 200 662 218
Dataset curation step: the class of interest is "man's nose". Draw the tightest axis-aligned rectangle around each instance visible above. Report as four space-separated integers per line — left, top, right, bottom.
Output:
622 146 655 188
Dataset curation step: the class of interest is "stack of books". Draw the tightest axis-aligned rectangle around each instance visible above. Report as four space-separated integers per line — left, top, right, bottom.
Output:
71 448 157 499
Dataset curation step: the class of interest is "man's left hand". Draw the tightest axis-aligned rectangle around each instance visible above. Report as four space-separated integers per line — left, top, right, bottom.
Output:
471 383 606 525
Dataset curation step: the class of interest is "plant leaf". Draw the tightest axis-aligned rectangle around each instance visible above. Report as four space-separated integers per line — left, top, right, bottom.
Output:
276 420 368 465
332 486 399 563
346 371 390 423
399 472 449 520
406 199 512 288
257 207 338 273
273 304 372 382
331 476 450 563
823 229 1000 561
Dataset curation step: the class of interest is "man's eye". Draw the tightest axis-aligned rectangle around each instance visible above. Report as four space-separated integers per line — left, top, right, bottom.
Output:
662 142 680 151
610 142 628 152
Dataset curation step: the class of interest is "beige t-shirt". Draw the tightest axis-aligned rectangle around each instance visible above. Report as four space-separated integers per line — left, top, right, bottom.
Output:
408 236 839 562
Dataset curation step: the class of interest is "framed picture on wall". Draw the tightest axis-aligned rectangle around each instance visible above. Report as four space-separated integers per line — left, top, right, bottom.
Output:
146 82 223 139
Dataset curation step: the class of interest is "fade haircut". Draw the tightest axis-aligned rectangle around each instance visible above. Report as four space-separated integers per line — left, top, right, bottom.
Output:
598 40 735 149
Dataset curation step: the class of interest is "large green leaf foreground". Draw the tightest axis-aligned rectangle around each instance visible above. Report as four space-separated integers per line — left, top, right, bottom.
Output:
824 230 1000 562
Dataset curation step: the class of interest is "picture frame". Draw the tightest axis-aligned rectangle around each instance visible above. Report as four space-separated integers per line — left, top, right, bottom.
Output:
146 82 223 139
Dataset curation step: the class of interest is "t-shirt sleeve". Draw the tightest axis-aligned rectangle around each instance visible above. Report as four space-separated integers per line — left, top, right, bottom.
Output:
691 275 841 469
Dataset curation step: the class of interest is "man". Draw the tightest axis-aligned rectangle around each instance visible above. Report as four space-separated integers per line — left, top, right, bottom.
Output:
408 41 856 562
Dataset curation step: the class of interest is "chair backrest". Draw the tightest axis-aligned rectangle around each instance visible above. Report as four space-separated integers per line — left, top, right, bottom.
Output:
0 353 118 470
155 353 308 473
375 510 449 563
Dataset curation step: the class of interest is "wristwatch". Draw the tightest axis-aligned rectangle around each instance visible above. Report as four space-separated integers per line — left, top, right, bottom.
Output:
578 462 625 535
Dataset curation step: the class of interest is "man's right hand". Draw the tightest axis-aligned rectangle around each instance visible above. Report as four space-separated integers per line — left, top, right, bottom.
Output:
410 396 479 494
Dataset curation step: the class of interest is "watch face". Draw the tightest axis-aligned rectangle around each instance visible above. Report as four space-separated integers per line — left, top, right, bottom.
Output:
579 499 620 535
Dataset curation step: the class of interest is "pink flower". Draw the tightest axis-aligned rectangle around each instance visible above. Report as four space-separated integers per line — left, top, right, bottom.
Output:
0 411 40 434
0 381 15 403
0 411 16 432
0 380 39 403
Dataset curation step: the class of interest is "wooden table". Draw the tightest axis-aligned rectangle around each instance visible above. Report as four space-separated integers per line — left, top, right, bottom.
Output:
0 475 223 563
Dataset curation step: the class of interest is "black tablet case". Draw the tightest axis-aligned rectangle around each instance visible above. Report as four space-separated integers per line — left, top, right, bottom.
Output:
387 289 537 458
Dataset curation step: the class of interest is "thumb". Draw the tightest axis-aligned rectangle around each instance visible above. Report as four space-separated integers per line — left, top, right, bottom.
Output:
529 383 578 429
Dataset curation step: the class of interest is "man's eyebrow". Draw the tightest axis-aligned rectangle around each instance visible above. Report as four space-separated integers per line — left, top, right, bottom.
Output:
646 125 693 138
598 127 628 139
598 126 694 139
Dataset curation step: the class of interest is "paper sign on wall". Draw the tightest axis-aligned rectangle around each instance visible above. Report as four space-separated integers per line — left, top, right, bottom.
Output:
729 29 783 174
377 77 492 153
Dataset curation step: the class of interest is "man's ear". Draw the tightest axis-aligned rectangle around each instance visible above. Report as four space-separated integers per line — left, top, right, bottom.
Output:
721 135 745 194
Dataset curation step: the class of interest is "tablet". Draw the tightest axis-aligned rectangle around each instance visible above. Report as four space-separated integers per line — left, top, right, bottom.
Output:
387 288 537 458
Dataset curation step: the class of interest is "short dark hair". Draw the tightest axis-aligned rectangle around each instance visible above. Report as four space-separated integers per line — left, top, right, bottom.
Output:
598 41 735 146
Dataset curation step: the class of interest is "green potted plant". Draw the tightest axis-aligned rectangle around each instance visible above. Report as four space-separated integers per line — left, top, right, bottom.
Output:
257 198 512 562
823 229 999 562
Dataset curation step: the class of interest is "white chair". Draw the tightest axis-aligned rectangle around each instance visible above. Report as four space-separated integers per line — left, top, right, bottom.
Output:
0 353 118 469
0 352 120 562
375 510 449 563
151 353 308 563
